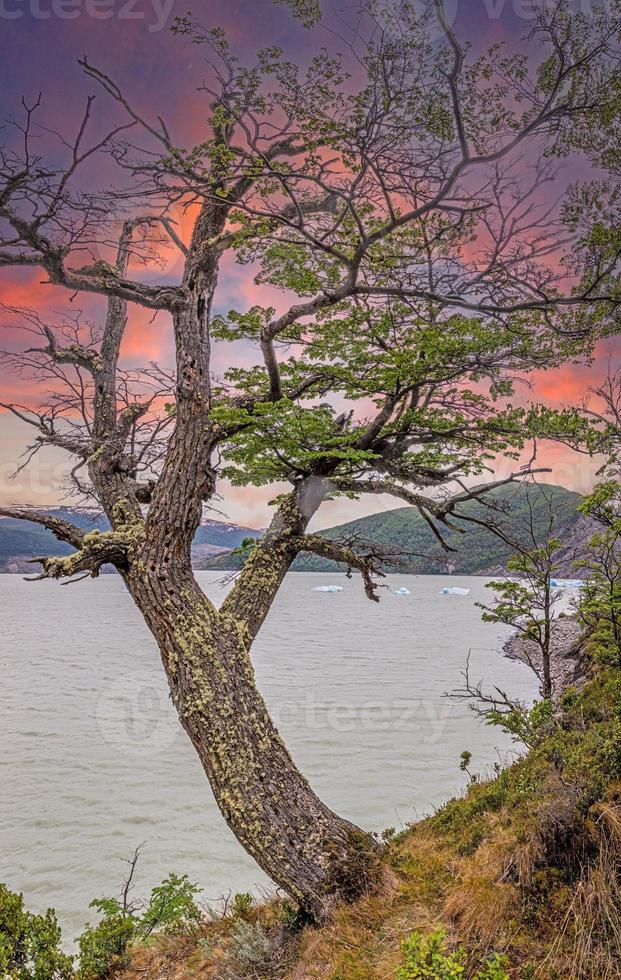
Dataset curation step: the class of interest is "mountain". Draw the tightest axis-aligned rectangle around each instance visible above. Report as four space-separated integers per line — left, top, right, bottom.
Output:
0 507 262 573
0 485 590 576
200 483 589 576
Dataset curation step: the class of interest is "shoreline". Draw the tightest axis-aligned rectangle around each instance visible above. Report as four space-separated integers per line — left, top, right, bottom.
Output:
503 616 586 697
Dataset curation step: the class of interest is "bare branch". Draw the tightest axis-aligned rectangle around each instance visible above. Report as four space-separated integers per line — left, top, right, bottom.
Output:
0 506 85 549
292 533 386 602
28 527 139 580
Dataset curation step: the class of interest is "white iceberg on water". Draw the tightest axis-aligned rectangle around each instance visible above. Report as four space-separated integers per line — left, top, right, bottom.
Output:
550 579 584 590
440 586 471 596
394 586 411 596
312 585 344 593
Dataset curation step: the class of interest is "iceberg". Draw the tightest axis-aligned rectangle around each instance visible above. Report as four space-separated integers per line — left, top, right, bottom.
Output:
550 579 584 590
394 586 411 596
440 587 471 596
312 585 344 593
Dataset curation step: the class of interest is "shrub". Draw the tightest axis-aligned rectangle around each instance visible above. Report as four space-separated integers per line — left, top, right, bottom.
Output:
76 870 202 977
76 915 135 978
280 900 303 929
0 883 74 979
232 920 272 967
397 929 466 978
139 872 202 936
231 891 254 919
397 929 509 980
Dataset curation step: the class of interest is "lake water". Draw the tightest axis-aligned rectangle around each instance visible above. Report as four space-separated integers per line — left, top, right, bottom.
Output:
0 571 538 944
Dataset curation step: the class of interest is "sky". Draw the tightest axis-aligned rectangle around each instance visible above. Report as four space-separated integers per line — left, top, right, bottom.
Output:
0 0 615 529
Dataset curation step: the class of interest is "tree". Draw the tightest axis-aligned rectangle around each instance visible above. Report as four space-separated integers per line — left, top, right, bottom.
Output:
576 501 621 666
0 0 620 920
575 369 621 666
451 484 573 742
477 487 567 700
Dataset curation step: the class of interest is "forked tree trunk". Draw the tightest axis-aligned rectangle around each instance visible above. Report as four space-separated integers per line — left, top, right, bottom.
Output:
127 563 377 921
83 236 379 920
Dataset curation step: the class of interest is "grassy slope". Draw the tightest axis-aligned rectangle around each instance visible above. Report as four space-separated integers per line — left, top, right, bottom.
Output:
203 483 584 575
117 633 621 980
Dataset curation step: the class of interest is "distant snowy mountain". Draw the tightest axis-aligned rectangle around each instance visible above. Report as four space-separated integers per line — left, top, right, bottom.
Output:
0 507 261 573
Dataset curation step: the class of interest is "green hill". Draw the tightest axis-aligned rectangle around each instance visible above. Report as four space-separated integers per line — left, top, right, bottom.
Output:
201 482 586 575
1 485 586 576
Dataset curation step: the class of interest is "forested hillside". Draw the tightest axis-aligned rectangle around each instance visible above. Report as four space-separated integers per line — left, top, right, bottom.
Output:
202 483 587 576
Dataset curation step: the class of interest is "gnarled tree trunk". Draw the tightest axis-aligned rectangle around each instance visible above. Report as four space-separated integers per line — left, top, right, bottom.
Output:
126 554 376 922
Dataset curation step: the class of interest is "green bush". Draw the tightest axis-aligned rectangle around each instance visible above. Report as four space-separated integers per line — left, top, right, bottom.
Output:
76 915 135 979
77 871 202 977
0 871 204 980
397 929 509 980
139 873 202 937
231 891 254 919
0 883 74 979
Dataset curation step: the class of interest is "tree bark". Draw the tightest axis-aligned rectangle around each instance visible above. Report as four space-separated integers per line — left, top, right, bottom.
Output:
126 562 377 922
101 470 379 921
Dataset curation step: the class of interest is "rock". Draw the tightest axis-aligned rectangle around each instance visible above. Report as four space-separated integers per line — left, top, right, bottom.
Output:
503 617 586 697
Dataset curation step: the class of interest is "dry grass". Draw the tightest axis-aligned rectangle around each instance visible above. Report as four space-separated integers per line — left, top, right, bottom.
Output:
546 791 621 980
280 821 523 979
442 818 520 948
508 777 584 889
115 783 621 980
443 877 517 948
114 899 298 979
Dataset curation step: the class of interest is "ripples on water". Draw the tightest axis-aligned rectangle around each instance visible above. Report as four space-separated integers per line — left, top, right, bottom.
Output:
0 571 537 943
